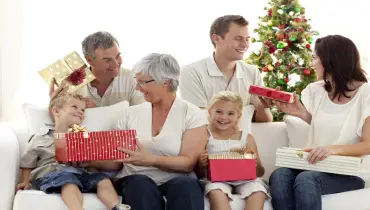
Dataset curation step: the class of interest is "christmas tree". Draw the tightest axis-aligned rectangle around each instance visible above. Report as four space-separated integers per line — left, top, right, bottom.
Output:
246 0 319 121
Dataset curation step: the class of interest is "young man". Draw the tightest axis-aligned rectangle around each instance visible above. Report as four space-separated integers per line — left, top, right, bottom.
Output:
179 15 273 122
50 31 145 108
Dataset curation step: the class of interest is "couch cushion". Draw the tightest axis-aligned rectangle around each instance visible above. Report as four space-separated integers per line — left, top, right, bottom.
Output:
22 101 129 138
284 115 310 148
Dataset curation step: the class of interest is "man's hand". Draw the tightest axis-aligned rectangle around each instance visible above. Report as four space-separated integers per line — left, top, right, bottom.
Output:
16 182 31 191
84 97 96 108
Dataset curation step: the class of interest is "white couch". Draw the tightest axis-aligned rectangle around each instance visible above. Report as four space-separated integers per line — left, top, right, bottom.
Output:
1 121 370 210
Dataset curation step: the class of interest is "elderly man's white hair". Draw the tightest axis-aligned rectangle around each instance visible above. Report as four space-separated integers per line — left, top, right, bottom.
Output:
133 53 180 92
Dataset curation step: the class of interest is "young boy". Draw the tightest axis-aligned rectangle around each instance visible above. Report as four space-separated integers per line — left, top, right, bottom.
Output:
16 93 130 210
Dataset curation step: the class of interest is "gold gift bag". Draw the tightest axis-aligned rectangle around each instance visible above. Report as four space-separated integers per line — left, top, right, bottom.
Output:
39 51 96 92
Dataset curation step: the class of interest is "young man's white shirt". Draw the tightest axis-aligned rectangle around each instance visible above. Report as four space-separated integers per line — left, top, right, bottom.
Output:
179 55 263 108
78 68 145 107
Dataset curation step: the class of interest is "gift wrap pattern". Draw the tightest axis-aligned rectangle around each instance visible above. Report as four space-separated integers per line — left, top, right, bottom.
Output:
248 85 294 103
275 147 362 176
39 51 96 92
54 130 137 162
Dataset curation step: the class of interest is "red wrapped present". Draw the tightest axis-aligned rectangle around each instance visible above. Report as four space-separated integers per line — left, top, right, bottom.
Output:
54 129 137 162
248 85 294 103
207 153 256 182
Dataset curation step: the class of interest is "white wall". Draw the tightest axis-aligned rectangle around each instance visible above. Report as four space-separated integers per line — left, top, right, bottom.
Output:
1 0 369 122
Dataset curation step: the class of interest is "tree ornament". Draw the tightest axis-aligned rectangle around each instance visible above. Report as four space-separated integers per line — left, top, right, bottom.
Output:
267 64 274 71
279 24 286 29
277 42 286 49
262 67 268 72
307 37 313 44
282 46 289 51
289 11 294 16
298 27 305 32
268 20 273 26
275 61 281 66
303 68 311 76
268 9 272 17
289 36 296 42
277 9 284 14
276 33 285 40
294 7 301 13
264 40 272 47
294 18 301 23
268 46 277 54
305 44 311 49
284 77 290 83
277 78 285 85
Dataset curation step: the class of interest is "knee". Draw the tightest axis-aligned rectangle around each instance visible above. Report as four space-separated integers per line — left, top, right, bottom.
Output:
97 178 113 188
170 176 202 193
269 167 295 185
294 171 321 187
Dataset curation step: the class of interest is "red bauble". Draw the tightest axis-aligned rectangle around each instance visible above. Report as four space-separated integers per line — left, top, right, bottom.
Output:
303 68 311 76
294 18 301 23
286 64 291 69
264 40 272 47
262 67 268 72
67 68 86 85
305 44 311 49
276 33 285 40
268 9 272 17
275 62 281 66
298 27 304 32
268 47 277 54
282 46 289 51
279 24 286 29
284 78 289 83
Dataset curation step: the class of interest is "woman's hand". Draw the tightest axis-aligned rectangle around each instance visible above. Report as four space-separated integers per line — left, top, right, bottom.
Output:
199 151 208 167
272 89 306 118
304 146 337 164
116 140 156 167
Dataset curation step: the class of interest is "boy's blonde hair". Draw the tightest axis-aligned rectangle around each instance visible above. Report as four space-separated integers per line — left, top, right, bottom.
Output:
48 93 85 122
207 91 244 130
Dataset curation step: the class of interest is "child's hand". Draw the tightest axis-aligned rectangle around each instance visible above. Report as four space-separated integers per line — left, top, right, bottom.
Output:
16 182 31 191
199 151 208 167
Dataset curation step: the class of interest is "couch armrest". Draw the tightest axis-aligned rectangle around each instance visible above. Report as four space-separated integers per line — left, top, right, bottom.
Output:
0 123 20 210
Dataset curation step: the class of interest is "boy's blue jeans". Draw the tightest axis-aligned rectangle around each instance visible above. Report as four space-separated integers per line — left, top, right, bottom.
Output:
269 167 365 210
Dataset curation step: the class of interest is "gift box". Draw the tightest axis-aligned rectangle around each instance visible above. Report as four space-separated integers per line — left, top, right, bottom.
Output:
275 147 362 176
207 153 256 182
39 51 96 92
248 85 294 103
54 130 137 162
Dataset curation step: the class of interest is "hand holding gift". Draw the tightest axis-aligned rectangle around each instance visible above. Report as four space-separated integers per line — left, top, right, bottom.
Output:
116 140 155 167
199 151 209 167
304 146 337 164
272 87 306 118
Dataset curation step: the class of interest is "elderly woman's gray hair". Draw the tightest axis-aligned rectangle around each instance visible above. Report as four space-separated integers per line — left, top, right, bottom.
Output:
82 31 119 58
133 53 180 92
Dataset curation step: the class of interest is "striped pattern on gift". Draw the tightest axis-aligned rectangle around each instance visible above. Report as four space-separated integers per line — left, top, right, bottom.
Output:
54 130 137 162
275 147 362 176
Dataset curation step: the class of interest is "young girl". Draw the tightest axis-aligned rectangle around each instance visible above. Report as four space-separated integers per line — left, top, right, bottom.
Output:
198 91 268 210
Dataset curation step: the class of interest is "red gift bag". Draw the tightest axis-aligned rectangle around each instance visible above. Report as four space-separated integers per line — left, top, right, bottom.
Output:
207 153 257 182
54 130 137 162
248 85 294 103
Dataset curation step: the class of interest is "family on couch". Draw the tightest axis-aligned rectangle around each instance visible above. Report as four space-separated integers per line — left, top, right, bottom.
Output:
17 14 370 210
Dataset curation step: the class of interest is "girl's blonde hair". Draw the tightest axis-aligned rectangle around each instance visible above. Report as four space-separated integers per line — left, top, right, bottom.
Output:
207 91 244 130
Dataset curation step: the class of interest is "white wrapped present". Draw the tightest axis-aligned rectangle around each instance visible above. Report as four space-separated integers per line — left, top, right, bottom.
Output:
275 147 362 176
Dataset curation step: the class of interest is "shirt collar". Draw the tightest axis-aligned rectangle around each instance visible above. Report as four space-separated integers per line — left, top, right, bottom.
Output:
38 123 55 136
205 53 244 79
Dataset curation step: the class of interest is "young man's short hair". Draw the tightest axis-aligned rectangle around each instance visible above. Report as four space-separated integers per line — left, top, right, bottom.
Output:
48 93 85 122
209 15 249 47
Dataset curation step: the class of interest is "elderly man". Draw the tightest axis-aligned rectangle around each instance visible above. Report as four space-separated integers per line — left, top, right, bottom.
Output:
179 15 273 122
50 31 144 107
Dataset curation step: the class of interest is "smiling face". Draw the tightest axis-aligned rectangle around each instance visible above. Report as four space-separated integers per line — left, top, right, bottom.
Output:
134 72 170 103
311 51 325 80
213 22 250 61
208 100 241 131
85 42 122 80
53 98 86 127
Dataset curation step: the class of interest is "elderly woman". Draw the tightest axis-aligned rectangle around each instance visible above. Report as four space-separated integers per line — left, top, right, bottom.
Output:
112 53 208 210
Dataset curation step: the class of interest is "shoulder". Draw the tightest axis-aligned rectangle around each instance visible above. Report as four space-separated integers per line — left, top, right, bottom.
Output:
305 80 325 91
181 57 209 75
177 98 208 126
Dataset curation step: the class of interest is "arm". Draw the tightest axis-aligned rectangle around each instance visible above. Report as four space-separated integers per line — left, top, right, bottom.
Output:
179 66 208 108
253 104 273 122
329 117 370 156
152 125 208 173
246 134 265 177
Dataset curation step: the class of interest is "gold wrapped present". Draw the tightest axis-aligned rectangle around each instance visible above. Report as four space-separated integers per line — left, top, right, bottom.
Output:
39 51 96 92
68 124 87 133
